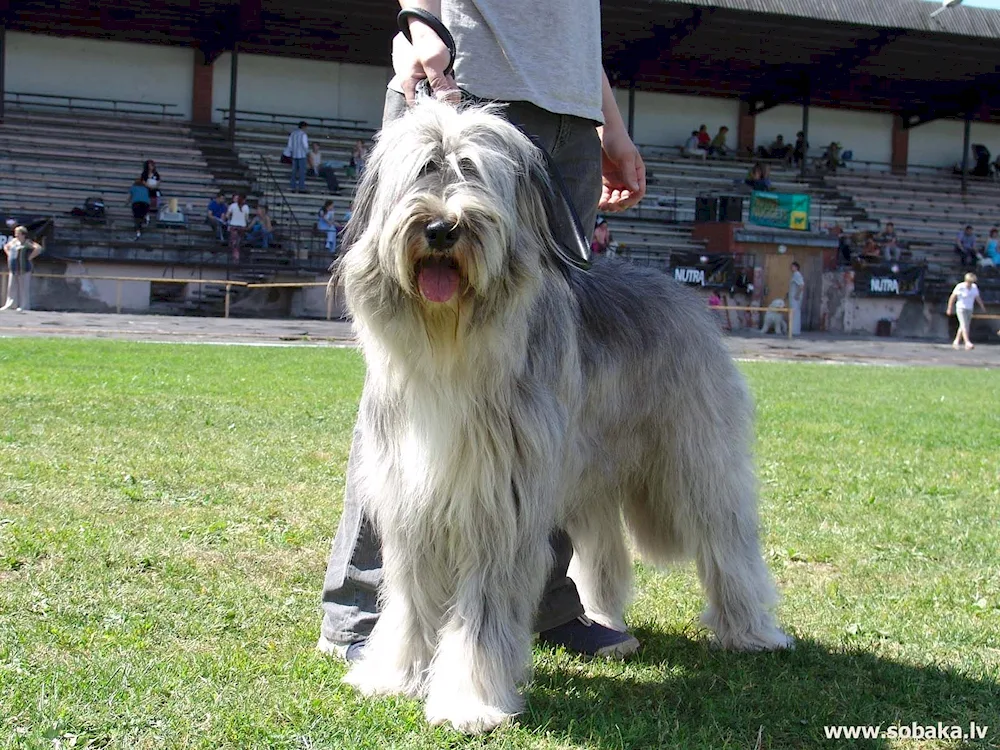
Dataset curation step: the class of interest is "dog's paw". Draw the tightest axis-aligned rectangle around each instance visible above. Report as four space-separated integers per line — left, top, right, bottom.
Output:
343 661 416 698
424 694 516 735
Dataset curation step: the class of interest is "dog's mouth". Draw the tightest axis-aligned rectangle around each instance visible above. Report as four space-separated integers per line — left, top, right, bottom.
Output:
415 255 462 303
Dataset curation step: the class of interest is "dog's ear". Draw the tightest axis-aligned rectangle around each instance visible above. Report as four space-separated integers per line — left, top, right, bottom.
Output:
341 153 379 258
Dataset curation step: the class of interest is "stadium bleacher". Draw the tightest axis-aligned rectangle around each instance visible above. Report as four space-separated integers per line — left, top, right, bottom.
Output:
0 102 989 306
0 108 224 256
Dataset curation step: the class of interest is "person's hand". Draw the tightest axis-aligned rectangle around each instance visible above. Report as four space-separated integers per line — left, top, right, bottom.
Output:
391 28 458 105
946 307 954 316
598 124 646 212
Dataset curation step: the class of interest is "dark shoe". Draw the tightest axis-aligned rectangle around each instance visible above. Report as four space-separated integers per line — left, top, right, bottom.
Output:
345 640 366 662
538 615 640 659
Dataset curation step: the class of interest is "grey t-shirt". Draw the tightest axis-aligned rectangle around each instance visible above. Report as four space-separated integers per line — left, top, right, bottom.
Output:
398 1 604 123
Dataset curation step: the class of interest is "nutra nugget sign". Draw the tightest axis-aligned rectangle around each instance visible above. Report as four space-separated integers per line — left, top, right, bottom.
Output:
854 265 925 297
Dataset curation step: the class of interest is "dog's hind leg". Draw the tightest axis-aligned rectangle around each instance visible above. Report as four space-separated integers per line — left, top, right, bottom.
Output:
423 528 549 734
566 502 632 632
680 437 793 651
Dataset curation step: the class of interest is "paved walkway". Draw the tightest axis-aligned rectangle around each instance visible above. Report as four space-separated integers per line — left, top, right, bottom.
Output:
0 310 997 368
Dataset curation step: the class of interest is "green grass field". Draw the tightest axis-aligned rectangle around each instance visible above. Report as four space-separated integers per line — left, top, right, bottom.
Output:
0 339 997 750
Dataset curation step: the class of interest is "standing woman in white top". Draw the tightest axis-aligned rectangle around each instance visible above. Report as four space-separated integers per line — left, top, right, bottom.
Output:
225 194 251 264
947 272 987 350
2 226 43 311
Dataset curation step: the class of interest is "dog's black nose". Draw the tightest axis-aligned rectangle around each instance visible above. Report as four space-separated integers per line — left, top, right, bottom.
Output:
424 219 461 251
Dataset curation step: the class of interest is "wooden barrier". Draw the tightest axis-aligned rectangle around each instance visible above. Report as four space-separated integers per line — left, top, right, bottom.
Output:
1 272 340 320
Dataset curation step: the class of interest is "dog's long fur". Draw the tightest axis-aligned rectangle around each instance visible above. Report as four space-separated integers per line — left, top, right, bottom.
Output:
761 298 788 335
339 100 792 734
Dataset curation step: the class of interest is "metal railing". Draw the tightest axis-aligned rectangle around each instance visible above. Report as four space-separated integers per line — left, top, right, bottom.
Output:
4 92 182 120
215 107 369 131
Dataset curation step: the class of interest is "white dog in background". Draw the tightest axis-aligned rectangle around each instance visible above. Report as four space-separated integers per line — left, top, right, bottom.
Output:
337 100 792 734
760 298 788 335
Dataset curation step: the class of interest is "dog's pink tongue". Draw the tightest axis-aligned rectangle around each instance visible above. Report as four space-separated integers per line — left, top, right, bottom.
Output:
418 260 460 303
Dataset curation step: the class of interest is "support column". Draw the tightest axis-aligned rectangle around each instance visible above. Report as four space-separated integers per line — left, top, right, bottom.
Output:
192 49 214 124
800 88 810 178
960 112 971 197
227 41 239 142
737 100 755 157
627 78 635 141
0 23 6 124
890 114 908 175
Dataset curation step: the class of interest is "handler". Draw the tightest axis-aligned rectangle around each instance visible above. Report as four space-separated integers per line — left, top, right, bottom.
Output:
319 0 647 661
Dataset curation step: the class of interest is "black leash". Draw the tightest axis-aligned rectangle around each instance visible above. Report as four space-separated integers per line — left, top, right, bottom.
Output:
397 8 592 271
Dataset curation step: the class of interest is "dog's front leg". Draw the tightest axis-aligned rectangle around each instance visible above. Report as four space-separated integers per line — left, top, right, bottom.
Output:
423 528 550 734
343 547 436 698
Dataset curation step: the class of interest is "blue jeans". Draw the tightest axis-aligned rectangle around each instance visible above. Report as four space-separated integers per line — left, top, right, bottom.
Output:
246 225 274 249
289 158 307 191
319 91 602 646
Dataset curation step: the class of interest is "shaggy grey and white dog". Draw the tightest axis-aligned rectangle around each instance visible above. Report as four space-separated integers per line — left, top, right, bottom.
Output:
338 100 792 734
761 298 789 335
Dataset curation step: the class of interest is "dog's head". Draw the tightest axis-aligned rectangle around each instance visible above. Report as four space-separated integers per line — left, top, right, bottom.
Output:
769 298 786 309
339 100 559 336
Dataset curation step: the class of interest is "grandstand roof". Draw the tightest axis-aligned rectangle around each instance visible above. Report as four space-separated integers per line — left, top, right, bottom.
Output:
6 0 1000 122
664 0 1000 40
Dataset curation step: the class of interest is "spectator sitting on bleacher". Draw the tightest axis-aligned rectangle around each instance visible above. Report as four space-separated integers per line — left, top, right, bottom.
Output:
830 224 852 266
127 179 151 241
591 216 612 255
792 131 809 167
823 142 842 173
318 199 338 253
348 140 367 179
878 221 901 262
708 126 729 157
308 143 341 194
206 191 228 242
978 227 1000 267
696 124 711 149
955 225 977 267
744 162 771 191
684 131 707 160
758 135 789 160
246 204 275 250
225 194 250 264
141 160 162 212
286 121 310 193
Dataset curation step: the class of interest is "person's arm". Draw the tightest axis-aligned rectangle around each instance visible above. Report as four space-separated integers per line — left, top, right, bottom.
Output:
946 291 957 315
28 240 43 261
598 70 646 212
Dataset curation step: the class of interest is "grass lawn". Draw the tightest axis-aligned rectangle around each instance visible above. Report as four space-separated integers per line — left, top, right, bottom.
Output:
0 338 997 750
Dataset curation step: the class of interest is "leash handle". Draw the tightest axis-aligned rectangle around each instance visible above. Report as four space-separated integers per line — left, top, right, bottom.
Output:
397 8 456 78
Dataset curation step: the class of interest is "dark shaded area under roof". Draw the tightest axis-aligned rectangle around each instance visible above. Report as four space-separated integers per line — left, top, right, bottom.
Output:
4 0 1000 123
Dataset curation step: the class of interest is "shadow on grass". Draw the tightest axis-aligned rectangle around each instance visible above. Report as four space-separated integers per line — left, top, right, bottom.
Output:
522 628 1000 750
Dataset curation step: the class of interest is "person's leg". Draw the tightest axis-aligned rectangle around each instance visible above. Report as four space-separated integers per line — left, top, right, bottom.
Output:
501 102 637 654
297 159 309 190
21 272 31 311
959 308 974 348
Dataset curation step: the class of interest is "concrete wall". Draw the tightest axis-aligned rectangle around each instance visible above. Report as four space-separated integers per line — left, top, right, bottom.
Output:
755 105 893 165
907 119 1000 168
6 32 194 118
820 268 947 338
212 53 389 129
613 89 740 149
